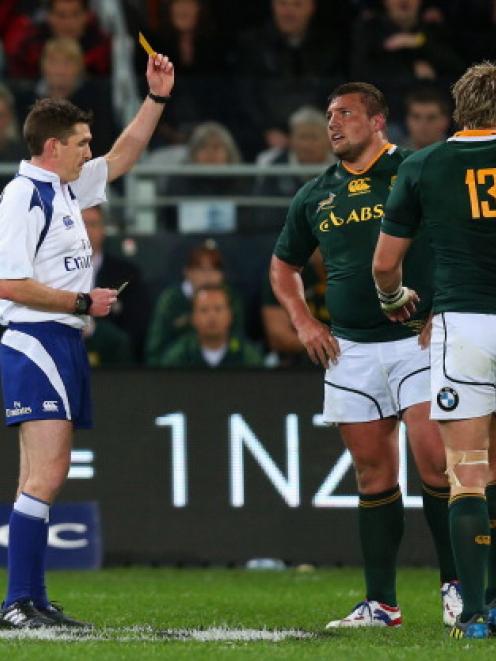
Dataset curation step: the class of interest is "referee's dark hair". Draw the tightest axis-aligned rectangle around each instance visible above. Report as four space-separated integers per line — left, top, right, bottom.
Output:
23 98 92 156
328 82 389 120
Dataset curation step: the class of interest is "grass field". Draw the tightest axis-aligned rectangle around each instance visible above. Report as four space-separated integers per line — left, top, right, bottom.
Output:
0 567 495 660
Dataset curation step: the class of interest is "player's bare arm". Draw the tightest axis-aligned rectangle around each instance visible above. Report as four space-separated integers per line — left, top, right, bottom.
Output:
270 255 339 368
105 53 174 182
0 278 117 317
372 232 418 322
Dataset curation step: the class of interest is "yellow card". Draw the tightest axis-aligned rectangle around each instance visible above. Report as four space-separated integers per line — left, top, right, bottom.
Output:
138 32 156 58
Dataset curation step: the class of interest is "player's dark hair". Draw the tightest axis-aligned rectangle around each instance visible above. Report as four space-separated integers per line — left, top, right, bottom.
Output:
23 98 92 156
328 82 389 120
405 87 451 116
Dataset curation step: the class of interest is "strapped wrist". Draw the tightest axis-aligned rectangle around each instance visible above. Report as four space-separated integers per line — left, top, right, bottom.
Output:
376 285 412 312
148 91 171 104
376 283 403 305
74 292 92 315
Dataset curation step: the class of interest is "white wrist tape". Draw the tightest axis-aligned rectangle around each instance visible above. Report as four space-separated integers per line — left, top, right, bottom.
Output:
377 286 411 312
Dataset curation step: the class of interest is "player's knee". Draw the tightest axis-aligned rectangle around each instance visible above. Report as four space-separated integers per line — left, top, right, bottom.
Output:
25 459 70 501
416 458 449 487
354 462 397 493
446 447 489 497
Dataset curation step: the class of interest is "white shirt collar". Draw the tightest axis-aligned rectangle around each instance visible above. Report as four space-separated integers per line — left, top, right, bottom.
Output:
182 279 194 299
18 160 62 184
202 344 228 366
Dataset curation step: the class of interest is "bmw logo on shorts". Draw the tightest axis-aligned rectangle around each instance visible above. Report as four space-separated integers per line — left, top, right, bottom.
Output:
437 386 459 411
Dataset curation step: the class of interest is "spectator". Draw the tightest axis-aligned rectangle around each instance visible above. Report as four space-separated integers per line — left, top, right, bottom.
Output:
138 0 225 76
159 121 247 232
139 0 227 147
351 0 464 121
0 84 26 191
83 318 134 367
158 284 263 367
235 0 346 159
82 205 151 363
4 0 111 79
254 106 336 228
146 241 245 365
0 1 42 52
448 0 496 65
261 249 329 366
401 87 451 150
16 37 118 155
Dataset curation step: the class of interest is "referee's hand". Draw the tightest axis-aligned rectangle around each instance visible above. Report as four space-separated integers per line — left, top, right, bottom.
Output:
89 287 118 317
296 316 340 368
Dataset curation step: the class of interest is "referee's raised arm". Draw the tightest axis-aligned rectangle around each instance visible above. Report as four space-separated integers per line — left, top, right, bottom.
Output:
0 44 176 630
105 53 175 183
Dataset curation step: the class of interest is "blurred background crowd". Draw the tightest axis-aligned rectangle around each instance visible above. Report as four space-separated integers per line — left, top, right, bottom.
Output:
0 0 492 368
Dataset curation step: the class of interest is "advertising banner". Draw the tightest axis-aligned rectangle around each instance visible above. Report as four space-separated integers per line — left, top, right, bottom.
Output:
0 370 436 566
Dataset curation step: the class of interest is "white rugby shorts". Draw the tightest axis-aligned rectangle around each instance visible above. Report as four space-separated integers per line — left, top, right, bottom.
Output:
431 312 496 420
323 335 430 423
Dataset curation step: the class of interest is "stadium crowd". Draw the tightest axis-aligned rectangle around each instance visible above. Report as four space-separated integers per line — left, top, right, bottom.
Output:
0 0 493 366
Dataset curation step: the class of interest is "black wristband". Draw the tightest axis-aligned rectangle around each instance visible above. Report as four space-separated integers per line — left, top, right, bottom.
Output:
74 292 92 315
148 91 171 104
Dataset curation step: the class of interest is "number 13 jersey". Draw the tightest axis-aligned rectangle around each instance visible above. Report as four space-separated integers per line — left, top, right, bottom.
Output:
383 130 496 314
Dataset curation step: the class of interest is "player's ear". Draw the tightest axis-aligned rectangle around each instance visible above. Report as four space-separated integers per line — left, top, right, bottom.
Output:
371 114 386 133
44 137 60 159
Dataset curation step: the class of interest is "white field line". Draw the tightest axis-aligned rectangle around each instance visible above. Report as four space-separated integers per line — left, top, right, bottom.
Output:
0 626 314 643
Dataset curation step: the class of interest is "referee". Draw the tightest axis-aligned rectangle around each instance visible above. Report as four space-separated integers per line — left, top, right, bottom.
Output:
0 52 174 628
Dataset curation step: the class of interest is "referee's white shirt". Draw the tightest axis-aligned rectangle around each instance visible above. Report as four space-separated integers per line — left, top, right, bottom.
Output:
0 158 107 328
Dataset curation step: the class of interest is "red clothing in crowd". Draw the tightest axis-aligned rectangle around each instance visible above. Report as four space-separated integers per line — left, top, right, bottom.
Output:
2 7 111 78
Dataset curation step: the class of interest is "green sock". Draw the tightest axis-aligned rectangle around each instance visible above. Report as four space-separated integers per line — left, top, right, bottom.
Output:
422 483 457 583
485 483 496 604
449 495 490 621
358 485 404 606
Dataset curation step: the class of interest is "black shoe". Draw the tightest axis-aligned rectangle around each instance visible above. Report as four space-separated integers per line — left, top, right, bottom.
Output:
0 600 56 629
487 598 496 635
450 613 489 639
37 602 92 628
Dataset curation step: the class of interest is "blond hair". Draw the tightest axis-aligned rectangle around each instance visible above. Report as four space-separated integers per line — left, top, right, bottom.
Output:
42 37 84 67
188 122 242 164
452 61 496 129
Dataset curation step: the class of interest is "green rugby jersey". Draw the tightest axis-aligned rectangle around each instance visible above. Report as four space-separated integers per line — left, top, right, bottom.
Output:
382 131 496 315
274 144 433 342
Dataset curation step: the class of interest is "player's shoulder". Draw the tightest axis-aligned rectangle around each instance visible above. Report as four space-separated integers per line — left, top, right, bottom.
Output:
292 175 321 203
394 142 445 182
0 175 37 207
391 145 414 163
291 164 337 205
402 141 445 167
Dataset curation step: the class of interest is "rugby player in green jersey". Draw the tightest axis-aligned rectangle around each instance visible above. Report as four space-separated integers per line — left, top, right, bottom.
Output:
373 62 496 640
271 82 461 628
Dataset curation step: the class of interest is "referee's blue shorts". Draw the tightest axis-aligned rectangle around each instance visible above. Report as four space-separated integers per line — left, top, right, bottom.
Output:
0 321 93 429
